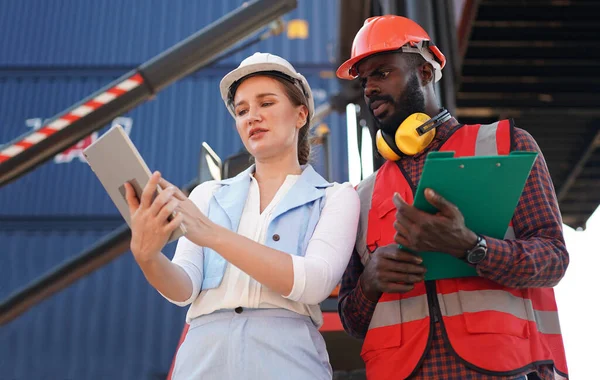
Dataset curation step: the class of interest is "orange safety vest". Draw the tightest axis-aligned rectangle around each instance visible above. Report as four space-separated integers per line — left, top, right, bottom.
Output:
354 121 568 379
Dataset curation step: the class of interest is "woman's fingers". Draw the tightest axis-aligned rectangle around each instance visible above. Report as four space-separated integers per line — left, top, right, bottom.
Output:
159 178 188 201
150 186 176 216
165 212 184 233
158 177 171 190
140 172 161 209
158 198 180 222
123 182 140 215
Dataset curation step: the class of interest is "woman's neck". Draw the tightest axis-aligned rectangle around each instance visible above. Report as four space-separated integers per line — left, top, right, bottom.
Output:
253 153 302 185
253 153 302 214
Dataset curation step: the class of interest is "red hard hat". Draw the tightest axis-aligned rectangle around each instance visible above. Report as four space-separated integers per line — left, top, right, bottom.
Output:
336 15 446 82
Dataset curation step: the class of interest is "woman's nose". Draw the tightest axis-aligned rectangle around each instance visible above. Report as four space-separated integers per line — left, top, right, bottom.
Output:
246 110 261 126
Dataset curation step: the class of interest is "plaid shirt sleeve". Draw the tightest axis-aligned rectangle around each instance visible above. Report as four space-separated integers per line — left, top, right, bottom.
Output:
337 248 377 339
476 127 570 288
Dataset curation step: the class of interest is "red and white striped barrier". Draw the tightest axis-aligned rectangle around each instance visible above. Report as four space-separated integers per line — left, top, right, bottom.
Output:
0 73 144 163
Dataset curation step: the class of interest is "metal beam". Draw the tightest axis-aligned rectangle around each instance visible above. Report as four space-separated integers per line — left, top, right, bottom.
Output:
558 128 600 203
457 107 600 118
456 92 600 108
399 0 459 114
337 0 372 67
432 0 459 114
0 180 199 325
0 225 131 325
0 0 297 188
457 0 481 65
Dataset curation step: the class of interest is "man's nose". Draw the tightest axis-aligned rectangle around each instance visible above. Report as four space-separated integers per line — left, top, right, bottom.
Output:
364 79 380 99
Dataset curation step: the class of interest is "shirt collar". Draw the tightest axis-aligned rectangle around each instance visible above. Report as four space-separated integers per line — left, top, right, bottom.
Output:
219 164 330 189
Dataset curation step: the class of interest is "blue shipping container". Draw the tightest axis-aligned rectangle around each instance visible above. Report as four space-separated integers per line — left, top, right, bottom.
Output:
0 227 187 379
0 0 338 68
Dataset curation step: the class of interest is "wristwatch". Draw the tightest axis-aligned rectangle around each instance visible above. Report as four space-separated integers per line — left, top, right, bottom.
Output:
465 234 488 264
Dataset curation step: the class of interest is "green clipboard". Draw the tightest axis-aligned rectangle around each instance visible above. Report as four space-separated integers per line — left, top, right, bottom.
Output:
406 150 537 281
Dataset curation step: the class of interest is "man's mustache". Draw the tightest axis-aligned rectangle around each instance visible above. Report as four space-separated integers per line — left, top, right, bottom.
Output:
367 95 394 110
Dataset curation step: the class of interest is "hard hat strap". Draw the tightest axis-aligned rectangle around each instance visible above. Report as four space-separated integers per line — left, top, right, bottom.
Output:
401 43 442 81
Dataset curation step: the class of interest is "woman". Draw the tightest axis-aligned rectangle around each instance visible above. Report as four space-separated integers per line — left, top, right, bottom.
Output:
123 52 360 380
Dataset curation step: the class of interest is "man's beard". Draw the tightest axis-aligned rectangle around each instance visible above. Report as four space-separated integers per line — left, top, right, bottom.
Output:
374 73 426 136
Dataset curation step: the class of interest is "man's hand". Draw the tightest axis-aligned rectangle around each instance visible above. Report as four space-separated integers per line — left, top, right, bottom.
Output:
392 189 477 258
360 244 427 302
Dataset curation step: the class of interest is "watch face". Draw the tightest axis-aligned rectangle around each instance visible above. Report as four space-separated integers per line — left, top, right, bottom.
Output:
468 247 487 264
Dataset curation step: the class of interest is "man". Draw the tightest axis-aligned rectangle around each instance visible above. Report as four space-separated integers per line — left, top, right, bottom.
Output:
337 15 569 380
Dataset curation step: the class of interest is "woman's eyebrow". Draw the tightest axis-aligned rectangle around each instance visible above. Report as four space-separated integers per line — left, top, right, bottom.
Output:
234 93 278 108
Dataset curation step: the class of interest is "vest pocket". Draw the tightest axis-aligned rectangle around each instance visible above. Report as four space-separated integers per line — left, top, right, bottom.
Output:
366 199 397 252
453 279 531 339
360 298 402 361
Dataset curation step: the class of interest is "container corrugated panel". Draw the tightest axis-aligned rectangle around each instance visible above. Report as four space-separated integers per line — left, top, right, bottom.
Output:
0 0 338 67
0 227 186 379
0 71 349 216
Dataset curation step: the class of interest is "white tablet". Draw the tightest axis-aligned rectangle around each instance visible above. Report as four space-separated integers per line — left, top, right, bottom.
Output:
83 125 186 243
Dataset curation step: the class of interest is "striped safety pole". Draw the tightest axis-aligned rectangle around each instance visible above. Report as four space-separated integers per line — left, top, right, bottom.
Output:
0 74 144 164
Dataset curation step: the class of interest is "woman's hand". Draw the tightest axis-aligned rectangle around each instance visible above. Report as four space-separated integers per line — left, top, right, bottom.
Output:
124 172 184 263
158 178 222 248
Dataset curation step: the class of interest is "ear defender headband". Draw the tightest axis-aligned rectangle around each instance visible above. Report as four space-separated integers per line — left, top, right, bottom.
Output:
375 108 451 160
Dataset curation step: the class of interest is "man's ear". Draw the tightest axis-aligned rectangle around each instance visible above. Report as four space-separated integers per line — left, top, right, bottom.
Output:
420 63 435 86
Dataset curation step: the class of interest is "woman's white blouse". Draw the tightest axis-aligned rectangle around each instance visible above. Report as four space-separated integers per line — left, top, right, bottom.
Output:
162 173 360 327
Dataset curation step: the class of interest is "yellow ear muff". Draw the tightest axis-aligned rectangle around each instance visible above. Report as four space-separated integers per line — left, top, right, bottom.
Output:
375 129 402 161
395 112 436 156
375 109 448 160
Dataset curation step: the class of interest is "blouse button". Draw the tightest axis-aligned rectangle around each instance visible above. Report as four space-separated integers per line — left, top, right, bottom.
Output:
272 234 280 241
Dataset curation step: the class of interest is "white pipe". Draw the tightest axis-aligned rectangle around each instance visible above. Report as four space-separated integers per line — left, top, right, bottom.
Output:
346 103 361 186
361 125 374 179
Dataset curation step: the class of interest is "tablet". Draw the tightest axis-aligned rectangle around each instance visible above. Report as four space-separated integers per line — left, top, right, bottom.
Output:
83 125 186 243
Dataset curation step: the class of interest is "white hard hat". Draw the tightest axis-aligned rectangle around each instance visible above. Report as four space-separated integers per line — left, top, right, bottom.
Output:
219 52 315 120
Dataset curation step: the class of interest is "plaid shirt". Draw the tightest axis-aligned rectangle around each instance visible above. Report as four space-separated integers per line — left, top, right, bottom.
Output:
338 118 568 379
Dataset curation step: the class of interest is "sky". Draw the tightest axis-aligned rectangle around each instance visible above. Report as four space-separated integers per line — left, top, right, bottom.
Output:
554 206 600 378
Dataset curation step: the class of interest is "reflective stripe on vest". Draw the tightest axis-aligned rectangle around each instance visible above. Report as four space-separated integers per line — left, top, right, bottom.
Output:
438 290 561 334
369 290 561 335
355 172 376 266
475 121 500 155
369 294 429 329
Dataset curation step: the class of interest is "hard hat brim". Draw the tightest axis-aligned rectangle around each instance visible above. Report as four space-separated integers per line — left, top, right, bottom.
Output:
336 47 401 80
220 62 315 119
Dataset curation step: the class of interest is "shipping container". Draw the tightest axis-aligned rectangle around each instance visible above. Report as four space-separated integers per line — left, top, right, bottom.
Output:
0 226 186 379
0 0 338 68
0 72 349 217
